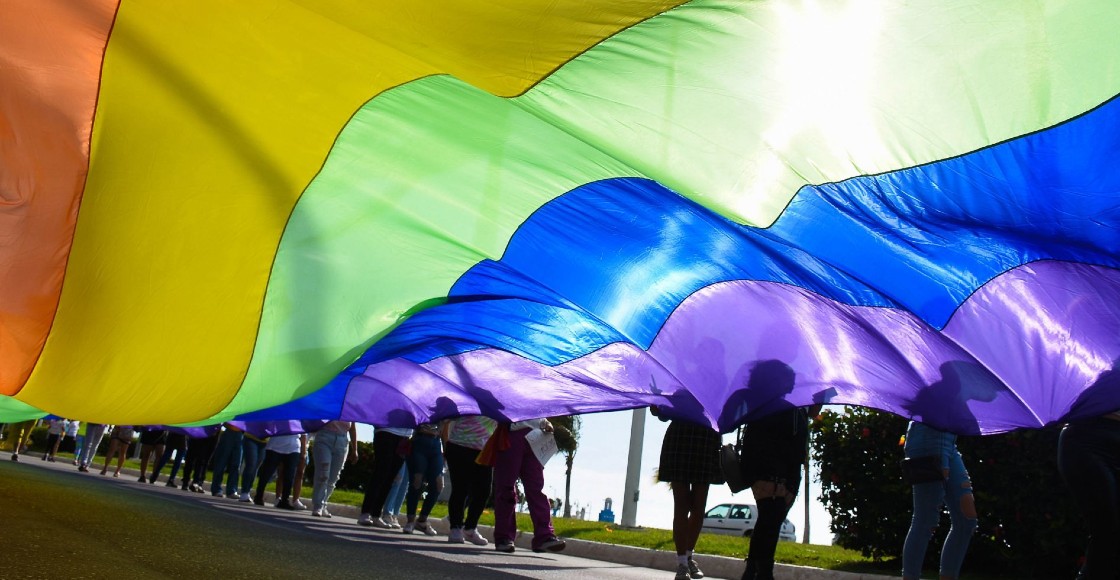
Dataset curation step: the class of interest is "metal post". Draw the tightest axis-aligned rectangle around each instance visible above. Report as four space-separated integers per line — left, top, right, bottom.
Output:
620 408 646 528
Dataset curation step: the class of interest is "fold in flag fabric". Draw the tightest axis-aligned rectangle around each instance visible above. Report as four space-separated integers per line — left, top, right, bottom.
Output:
2 0 1118 435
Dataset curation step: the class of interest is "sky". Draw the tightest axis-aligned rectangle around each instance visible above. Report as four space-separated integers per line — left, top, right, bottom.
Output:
358 409 835 544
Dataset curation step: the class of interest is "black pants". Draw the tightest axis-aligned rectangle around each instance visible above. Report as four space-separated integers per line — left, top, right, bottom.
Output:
1058 417 1120 580
256 450 299 503
360 431 407 515
445 441 493 529
183 435 217 486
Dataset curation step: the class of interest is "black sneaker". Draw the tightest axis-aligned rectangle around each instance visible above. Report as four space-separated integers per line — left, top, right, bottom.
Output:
495 542 515 554
688 558 704 579
533 537 566 553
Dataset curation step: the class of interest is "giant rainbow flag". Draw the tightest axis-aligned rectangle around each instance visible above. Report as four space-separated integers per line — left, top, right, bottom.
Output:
3 0 1119 434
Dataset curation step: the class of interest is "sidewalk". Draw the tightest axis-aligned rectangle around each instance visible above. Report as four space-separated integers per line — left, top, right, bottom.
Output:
21 455 892 580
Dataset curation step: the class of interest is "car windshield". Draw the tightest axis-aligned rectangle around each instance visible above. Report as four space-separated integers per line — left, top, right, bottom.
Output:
705 505 730 518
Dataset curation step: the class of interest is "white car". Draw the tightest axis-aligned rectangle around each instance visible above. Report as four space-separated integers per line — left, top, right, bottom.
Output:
701 503 797 542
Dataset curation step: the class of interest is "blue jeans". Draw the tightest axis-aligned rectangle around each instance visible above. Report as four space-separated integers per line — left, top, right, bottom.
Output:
902 422 976 578
239 437 266 495
77 424 107 468
210 430 244 496
384 464 409 517
405 434 444 520
153 445 186 482
311 430 350 511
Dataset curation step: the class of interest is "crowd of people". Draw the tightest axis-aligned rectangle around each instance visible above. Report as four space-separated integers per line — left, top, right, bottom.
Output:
3 415 567 556
6 396 1116 580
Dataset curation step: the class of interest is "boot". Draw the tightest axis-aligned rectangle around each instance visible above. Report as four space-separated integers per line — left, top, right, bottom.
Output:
741 559 757 580
756 559 775 580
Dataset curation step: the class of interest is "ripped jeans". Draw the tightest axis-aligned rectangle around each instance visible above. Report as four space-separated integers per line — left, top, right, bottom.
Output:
901 422 976 579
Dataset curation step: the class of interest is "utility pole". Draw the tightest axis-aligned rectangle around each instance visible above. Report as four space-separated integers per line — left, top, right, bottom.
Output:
620 408 646 528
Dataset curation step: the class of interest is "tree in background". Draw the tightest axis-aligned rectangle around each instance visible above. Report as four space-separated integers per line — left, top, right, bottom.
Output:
550 415 581 518
811 407 1086 578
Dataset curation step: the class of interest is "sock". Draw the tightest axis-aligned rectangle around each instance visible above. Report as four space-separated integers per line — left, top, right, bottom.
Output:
678 554 688 565
686 550 694 560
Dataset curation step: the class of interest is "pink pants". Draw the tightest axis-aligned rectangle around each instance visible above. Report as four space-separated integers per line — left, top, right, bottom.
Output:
492 428 554 548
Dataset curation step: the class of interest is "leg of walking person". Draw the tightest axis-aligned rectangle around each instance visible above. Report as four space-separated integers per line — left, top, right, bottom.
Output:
510 429 557 551
100 438 120 475
77 423 107 471
902 479 946 580
1059 419 1120 580
938 450 977 579
492 429 525 550
254 449 281 506
239 436 266 500
415 437 444 534
276 451 299 508
311 431 342 514
358 430 406 526
382 463 409 527
463 456 494 545
445 442 472 532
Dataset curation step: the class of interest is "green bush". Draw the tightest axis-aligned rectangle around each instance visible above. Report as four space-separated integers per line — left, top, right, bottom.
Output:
812 408 1085 578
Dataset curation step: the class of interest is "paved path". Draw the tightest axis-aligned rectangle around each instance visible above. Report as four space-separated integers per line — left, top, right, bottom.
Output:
0 458 696 579
2 458 892 579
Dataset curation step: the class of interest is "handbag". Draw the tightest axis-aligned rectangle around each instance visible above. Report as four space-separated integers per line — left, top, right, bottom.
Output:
721 426 749 493
900 455 945 484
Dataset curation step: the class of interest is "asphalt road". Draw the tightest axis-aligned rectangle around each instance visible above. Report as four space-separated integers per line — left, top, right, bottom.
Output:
0 459 673 579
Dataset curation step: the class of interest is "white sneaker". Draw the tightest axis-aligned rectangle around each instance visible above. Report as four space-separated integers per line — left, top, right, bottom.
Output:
312 508 323 517
321 508 332 519
402 522 415 534
448 528 465 544
381 513 401 529
239 492 251 503
464 528 489 546
357 513 375 526
292 499 307 510
416 521 438 536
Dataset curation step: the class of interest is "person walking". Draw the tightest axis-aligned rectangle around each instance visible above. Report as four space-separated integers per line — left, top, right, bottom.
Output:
151 431 189 486
181 427 219 493
100 425 134 477
489 418 565 554
43 419 67 461
1057 411 1119 580
310 421 358 517
137 427 168 483
653 407 722 580
209 423 245 498
901 421 977 580
443 415 497 546
237 431 268 502
401 422 444 536
254 433 306 509
357 426 414 527
76 422 107 472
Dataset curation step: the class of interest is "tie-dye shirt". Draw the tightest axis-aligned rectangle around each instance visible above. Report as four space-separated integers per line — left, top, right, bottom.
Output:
446 416 497 451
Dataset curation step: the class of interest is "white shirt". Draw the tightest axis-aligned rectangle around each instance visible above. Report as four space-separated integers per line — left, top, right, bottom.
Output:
265 434 302 454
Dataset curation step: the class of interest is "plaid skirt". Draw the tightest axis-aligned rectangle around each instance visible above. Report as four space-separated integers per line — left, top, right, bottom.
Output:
657 421 724 484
